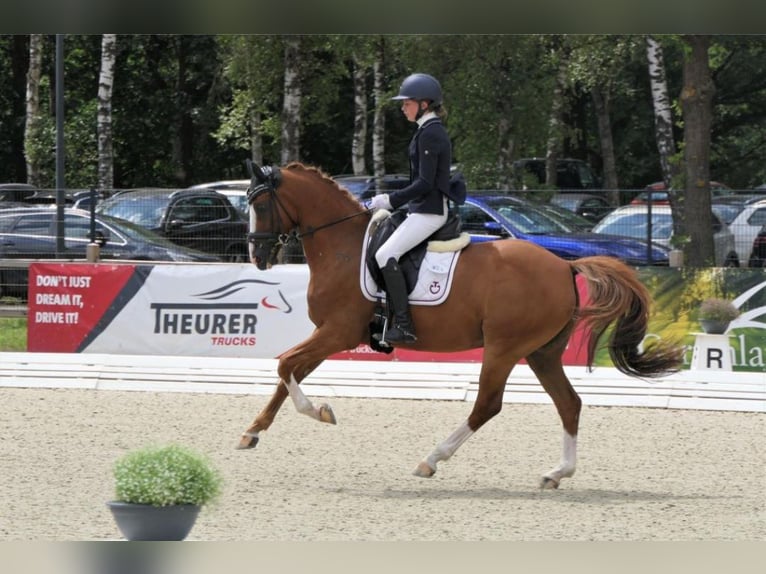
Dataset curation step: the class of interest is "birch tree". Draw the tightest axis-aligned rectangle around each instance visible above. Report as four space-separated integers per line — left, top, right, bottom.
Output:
97 34 116 191
371 37 387 182
24 34 43 187
646 35 679 190
281 36 301 164
351 53 367 175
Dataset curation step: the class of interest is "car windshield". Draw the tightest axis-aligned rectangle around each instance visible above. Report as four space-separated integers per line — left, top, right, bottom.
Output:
96 213 188 248
711 203 742 225
593 212 673 240
97 195 167 227
484 199 571 234
538 204 594 231
336 180 368 195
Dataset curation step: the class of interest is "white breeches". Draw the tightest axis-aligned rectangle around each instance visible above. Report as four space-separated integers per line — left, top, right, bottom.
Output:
375 209 448 267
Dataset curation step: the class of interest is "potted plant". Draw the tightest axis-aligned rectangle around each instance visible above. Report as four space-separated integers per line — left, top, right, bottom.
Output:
106 444 222 541
698 297 741 334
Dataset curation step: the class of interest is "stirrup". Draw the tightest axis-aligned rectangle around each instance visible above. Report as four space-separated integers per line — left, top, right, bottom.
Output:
384 324 417 343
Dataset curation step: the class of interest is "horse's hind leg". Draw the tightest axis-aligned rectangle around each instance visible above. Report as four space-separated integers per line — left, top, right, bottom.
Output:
413 348 515 478
526 344 582 490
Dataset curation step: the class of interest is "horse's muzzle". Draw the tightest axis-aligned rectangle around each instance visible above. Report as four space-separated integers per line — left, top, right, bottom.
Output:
248 233 278 270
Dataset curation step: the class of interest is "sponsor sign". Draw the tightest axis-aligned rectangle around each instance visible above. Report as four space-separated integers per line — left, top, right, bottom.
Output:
29 263 315 358
27 264 766 371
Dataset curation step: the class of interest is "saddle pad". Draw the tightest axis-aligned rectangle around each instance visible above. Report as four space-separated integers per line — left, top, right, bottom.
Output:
359 213 464 306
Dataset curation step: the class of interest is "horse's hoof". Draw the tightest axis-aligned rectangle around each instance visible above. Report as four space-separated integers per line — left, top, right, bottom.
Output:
413 461 436 478
319 404 337 425
540 476 559 490
236 434 259 450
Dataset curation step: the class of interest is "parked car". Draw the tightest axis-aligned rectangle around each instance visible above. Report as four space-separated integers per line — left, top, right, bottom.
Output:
185 180 250 216
549 193 614 224
511 158 602 191
0 207 220 299
535 200 597 232
459 195 669 266
748 224 766 267
711 196 766 267
96 188 249 262
592 204 739 267
333 173 411 200
184 180 308 264
632 181 735 205
0 183 74 206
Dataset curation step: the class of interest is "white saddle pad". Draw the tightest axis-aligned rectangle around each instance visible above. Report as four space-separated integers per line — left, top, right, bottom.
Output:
359 210 469 306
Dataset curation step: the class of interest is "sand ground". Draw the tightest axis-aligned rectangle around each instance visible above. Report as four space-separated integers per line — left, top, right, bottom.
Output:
0 387 763 541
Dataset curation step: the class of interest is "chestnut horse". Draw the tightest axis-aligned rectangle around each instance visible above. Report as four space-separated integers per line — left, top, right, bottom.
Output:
238 161 682 489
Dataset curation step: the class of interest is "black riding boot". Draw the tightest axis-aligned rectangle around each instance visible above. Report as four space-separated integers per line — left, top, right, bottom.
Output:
381 258 417 343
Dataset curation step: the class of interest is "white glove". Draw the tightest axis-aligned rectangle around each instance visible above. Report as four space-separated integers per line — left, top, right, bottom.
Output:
368 194 392 211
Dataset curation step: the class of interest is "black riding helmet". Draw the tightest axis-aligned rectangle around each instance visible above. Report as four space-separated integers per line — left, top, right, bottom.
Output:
391 73 443 107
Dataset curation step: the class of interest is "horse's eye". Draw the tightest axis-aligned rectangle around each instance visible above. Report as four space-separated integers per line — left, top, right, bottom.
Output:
254 202 269 214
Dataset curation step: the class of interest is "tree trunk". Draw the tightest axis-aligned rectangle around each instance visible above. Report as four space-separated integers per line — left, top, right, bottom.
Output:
591 87 619 204
371 38 386 182
646 35 679 190
351 54 367 175
24 34 43 187
172 37 193 185
545 57 567 187
97 34 116 192
680 35 716 267
496 116 514 191
250 110 263 165
281 37 301 164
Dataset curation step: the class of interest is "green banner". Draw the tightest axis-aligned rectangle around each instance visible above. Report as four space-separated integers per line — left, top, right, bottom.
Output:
593 268 766 372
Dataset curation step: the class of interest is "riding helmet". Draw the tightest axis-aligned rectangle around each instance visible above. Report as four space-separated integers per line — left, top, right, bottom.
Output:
391 73 443 106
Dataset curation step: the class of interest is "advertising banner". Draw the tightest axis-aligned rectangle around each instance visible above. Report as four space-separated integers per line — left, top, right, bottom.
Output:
27 263 766 371
28 263 315 358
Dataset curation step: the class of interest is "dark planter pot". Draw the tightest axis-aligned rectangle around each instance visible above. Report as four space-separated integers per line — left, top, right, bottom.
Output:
699 319 730 335
106 501 200 541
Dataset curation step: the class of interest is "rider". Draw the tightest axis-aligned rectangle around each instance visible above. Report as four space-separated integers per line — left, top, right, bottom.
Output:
368 73 452 344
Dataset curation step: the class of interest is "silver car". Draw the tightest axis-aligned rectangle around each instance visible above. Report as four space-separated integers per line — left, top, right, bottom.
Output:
592 204 739 267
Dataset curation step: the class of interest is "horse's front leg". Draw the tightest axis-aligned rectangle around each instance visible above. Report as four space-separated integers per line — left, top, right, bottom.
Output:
237 382 289 449
237 327 356 449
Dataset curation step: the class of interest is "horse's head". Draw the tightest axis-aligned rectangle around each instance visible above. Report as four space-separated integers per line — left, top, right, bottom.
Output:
246 161 296 270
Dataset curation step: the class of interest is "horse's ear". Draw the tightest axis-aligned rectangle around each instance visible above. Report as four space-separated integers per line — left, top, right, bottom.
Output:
246 159 267 183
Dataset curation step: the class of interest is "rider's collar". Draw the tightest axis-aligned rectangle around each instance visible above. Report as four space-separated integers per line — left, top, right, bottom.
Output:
416 112 437 128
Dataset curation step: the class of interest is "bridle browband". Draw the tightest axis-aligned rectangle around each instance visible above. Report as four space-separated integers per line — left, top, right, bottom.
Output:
245 160 370 266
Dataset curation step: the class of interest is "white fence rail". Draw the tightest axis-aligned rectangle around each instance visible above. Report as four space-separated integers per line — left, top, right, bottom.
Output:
1 352 763 413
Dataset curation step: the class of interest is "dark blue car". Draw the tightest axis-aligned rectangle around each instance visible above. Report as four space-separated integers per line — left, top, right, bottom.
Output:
459 195 669 266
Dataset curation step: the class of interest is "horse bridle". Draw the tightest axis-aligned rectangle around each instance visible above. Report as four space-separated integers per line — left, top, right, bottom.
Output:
245 160 370 268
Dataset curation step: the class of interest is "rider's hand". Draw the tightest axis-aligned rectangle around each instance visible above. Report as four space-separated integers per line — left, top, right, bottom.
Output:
368 194 392 211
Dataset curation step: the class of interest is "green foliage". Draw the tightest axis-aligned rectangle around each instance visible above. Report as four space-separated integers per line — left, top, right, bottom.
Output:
0 317 26 351
113 444 222 507
3 34 766 192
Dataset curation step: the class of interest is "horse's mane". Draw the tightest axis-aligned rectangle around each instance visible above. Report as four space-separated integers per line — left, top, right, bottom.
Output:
284 162 360 204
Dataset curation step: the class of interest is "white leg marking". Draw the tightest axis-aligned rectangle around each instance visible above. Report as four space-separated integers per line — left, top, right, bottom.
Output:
544 432 577 484
285 375 321 421
424 420 475 472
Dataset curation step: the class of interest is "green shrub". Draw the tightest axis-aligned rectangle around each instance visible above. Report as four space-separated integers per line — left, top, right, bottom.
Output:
698 298 741 322
113 444 222 507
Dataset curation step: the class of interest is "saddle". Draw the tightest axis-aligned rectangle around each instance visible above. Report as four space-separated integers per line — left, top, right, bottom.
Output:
364 208 463 292
363 209 468 353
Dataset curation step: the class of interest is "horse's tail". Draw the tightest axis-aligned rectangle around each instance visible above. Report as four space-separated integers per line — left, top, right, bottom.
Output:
571 256 683 378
